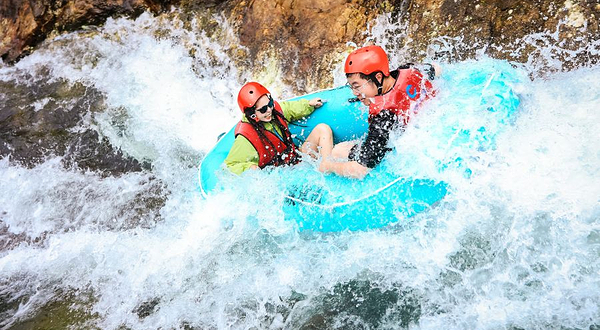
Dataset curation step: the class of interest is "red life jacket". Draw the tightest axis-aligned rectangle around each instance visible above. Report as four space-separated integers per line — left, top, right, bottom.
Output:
368 68 434 125
234 101 300 168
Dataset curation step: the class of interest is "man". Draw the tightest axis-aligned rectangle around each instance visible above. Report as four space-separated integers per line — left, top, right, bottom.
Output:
319 45 439 179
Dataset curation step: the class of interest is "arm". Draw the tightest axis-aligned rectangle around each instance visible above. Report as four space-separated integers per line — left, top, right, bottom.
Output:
223 136 260 175
421 63 441 80
354 110 398 168
430 63 442 78
280 99 313 121
280 98 323 121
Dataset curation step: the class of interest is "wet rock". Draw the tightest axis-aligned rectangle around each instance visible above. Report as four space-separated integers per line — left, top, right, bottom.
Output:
395 0 599 68
0 286 100 330
134 298 160 319
225 0 389 91
290 279 421 329
0 71 149 175
221 0 598 90
0 0 178 62
3 0 598 91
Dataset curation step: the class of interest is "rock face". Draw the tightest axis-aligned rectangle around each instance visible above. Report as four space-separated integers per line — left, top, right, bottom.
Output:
395 0 599 68
0 72 149 175
3 0 598 81
220 0 598 88
225 0 389 90
0 0 177 62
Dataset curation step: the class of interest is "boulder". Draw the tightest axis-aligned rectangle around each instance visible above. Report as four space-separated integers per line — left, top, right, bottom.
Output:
0 71 149 174
1 0 177 62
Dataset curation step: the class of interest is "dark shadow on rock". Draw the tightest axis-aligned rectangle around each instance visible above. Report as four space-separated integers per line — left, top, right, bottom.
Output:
0 70 150 176
290 279 421 329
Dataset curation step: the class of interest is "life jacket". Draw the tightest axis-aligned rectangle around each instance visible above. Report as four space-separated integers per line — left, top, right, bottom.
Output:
234 101 300 168
368 67 434 125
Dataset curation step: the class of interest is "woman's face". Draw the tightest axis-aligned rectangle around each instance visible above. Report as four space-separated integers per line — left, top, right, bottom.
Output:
253 94 274 122
346 73 378 106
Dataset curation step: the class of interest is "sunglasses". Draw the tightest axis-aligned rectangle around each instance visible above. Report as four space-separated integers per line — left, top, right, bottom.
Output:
255 96 274 114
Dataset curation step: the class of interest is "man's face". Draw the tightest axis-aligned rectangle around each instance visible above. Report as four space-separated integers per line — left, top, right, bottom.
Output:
346 73 377 106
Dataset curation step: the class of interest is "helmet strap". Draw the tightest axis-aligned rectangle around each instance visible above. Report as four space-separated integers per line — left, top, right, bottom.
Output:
369 72 384 95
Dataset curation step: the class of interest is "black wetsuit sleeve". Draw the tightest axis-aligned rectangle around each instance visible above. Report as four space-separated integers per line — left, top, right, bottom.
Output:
355 110 400 168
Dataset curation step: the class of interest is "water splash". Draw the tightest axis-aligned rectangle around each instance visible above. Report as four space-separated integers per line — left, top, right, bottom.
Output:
1 10 600 330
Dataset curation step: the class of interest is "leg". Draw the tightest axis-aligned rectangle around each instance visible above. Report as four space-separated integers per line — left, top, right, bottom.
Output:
300 123 333 159
331 141 357 160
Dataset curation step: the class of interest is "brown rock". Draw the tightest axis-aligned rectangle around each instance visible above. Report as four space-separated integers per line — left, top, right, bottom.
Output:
215 0 598 91
0 0 177 62
391 0 599 69
227 0 388 91
4 0 597 92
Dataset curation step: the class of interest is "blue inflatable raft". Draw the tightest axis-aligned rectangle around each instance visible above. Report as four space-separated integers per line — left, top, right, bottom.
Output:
199 60 521 232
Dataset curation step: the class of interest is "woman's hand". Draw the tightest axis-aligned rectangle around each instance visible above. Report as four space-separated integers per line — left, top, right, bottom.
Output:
309 98 325 108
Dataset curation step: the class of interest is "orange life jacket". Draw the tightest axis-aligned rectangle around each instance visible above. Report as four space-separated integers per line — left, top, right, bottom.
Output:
368 68 434 125
234 101 300 168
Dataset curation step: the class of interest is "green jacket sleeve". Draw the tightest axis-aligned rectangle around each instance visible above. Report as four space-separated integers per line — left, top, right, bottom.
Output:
280 99 315 122
224 135 260 175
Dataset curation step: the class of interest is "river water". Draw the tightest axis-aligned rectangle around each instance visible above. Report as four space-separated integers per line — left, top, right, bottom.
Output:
1 12 599 330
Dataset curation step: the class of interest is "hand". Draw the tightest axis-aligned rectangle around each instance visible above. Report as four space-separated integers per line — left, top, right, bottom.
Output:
309 98 325 108
431 63 442 77
345 162 370 179
318 159 331 173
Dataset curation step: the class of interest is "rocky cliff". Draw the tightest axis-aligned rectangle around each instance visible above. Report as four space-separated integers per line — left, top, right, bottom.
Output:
1 0 177 61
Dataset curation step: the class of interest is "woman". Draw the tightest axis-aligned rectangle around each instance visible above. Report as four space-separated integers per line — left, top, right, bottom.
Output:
224 82 333 175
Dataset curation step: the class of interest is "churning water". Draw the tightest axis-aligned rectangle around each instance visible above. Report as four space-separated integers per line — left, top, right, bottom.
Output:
1 12 599 330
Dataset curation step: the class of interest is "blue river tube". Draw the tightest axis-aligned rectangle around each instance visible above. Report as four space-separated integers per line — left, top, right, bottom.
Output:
199 60 521 232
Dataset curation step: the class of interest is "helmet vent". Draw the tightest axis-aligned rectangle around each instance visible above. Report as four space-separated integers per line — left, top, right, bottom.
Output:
349 61 353 65
249 91 254 94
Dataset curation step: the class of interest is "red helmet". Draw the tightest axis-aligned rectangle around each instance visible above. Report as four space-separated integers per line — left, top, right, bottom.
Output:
237 82 270 113
344 45 390 76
